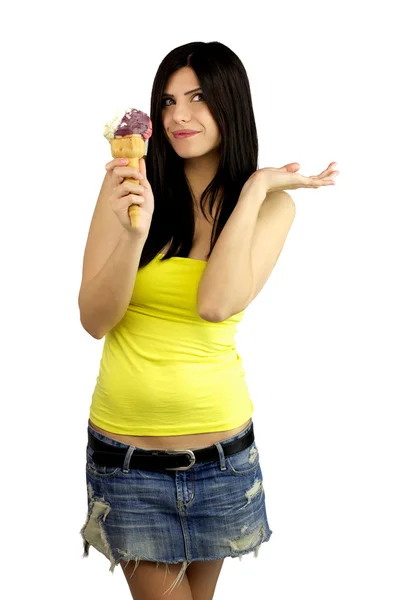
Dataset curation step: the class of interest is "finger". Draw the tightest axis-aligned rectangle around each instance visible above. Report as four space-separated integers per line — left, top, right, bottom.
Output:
126 193 145 205
317 162 337 178
114 166 144 181
105 158 128 173
105 159 117 173
108 163 132 188
309 169 338 184
110 167 124 189
116 183 145 198
320 170 339 183
308 176 333 187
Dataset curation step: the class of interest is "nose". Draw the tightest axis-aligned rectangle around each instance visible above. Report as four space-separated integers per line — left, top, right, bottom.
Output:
171 102 192 124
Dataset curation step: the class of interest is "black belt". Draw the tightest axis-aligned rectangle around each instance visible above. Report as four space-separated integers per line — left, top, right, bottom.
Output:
87 422 254 472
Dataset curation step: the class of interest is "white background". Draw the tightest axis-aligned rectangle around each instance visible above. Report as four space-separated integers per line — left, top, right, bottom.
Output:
1 0 399 598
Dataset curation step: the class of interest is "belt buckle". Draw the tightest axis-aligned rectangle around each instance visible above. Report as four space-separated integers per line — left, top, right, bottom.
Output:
164 449 196 471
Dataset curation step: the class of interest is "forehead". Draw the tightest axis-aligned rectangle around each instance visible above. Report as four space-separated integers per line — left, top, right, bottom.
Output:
164 67 200 93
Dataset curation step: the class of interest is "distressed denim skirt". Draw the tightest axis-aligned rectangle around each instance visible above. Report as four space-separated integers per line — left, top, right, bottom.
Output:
80 418 273 594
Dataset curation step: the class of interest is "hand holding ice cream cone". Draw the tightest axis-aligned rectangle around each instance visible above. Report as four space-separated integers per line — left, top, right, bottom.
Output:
106 156 154 236
104 108 154 235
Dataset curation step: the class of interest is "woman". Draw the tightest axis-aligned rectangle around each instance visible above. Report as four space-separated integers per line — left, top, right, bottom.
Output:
78 41 338 599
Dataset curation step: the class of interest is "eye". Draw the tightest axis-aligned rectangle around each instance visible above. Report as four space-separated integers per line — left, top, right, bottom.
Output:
161 93 205 107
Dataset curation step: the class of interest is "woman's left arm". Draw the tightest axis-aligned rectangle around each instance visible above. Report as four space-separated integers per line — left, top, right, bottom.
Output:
198 160 337 322
197 186 296 322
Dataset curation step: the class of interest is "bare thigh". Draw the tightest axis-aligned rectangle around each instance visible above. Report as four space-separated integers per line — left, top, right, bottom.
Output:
186 559 225 600
120 559 193 600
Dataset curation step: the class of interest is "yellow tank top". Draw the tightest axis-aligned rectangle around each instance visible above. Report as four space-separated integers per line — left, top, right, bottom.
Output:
89 253 254 435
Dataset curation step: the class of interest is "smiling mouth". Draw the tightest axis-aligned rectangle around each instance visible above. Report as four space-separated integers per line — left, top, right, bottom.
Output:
172 132 200 139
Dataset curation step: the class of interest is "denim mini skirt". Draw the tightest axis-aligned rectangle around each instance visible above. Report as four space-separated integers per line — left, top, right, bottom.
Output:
80 418 273 594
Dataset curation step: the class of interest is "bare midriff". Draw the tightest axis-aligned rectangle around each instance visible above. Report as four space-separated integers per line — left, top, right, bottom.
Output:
88 418 252 450
89 218 252 450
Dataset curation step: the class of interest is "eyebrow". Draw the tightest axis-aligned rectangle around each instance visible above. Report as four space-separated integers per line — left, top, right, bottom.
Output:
161 87 202 98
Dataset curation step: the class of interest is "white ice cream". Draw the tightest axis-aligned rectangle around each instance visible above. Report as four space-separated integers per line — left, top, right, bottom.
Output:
103 108 127 141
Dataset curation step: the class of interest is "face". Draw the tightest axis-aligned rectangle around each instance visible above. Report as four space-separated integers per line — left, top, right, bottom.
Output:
162 66 221 159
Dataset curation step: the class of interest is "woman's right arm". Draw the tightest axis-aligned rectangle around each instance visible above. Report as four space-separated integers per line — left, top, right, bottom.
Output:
78 228 147 339
78 161 151 339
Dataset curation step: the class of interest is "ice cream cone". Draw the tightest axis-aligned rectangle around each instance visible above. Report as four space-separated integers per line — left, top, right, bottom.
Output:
110 134 146 229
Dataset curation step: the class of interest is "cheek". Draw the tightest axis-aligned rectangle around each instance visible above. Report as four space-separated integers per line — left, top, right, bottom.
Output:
211 123 221 142
207 116 220 139
161 117 170 139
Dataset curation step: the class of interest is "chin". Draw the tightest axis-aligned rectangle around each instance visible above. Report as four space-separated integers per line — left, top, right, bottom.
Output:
175 150 206 159
172 144 219 160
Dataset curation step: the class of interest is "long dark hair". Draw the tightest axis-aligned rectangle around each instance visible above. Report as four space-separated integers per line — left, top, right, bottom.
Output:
140 41 259 268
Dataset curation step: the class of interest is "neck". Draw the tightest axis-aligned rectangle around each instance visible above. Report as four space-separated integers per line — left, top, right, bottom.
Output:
183 151 220 208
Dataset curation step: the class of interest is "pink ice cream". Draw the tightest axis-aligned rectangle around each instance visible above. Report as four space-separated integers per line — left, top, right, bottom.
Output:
114 108 152 140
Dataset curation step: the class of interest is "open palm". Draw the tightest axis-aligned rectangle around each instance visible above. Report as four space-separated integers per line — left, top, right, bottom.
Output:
257 161 339 193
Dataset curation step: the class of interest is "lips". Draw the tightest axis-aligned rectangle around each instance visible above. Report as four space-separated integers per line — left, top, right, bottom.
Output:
172 131 199 139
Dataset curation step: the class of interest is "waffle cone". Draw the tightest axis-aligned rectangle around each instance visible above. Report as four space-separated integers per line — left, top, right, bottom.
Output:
110 135 146 229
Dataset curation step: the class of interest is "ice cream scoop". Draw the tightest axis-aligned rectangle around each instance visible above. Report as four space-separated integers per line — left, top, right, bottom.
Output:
104 108 152 141
104 108 153 229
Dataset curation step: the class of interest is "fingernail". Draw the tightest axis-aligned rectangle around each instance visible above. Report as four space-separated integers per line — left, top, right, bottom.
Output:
120 158 128 165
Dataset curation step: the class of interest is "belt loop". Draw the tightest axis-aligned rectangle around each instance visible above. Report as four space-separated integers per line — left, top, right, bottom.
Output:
214 442 227 471
123 446 136 473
